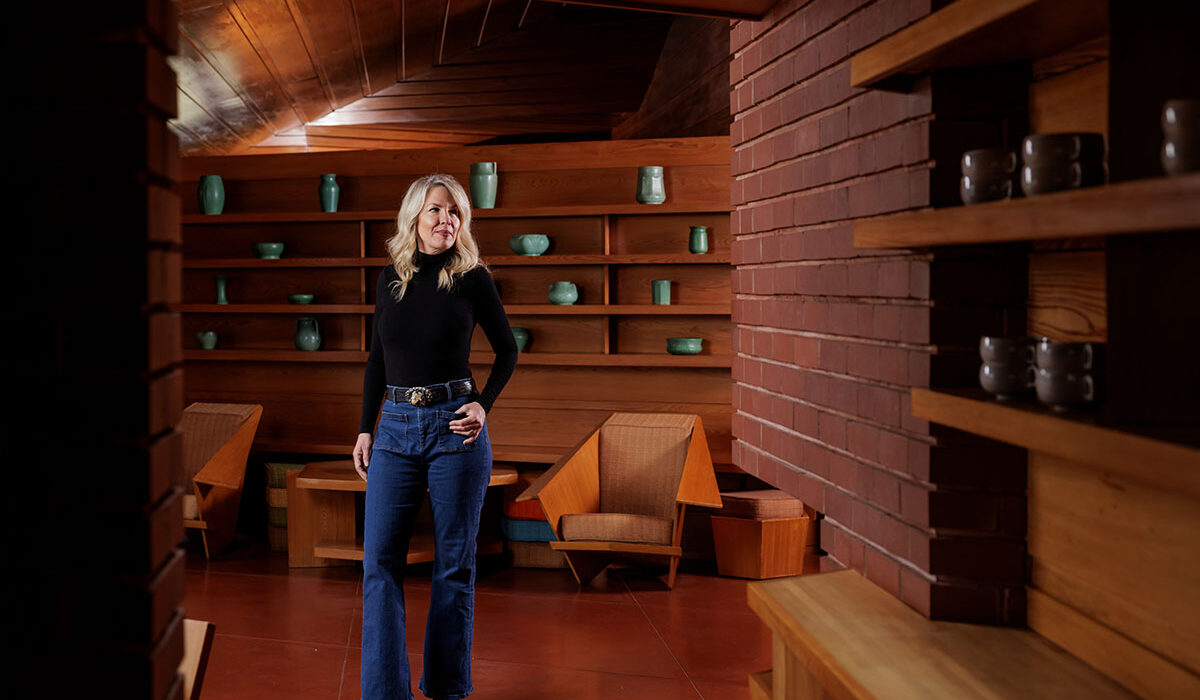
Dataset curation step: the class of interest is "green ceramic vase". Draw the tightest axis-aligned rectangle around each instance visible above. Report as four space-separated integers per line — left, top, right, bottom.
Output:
294 317 322 351
689 225 709 254
319 174 339 212
636 166 666 204
198 175 225 215
470 162 498 208
213 275 229 305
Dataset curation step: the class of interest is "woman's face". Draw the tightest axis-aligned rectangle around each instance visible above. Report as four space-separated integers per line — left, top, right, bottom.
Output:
416 185 460 255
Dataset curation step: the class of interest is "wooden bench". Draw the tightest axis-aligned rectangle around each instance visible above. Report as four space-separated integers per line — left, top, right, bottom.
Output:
286 459 519 567
748 570 1137 699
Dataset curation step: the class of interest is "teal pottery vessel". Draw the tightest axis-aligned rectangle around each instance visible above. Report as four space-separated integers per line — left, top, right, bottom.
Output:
688 225 709 254
294 317 322 351
319 174 339 212
666 337 703 355
198 175 225 215
636 165 666 204
509 234 550 255
652 280 671 305
287 293 314 304
511 327 530 352
548 281 578 305
254 242 285 259
196 331 218 350
213 275 229 305
469 162 498 208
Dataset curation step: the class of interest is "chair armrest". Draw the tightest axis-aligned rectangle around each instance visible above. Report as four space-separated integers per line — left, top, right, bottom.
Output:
517 428 601 536
676 415 722 508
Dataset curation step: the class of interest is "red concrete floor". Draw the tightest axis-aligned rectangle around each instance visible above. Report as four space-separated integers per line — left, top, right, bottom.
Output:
183 543 770 700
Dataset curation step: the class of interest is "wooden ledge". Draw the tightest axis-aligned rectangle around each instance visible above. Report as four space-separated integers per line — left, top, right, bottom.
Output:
296 460 518 492
749 570 1136 699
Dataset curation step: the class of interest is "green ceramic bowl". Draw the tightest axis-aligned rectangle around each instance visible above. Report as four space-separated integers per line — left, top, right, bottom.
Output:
511 327 530 352
666 337 703 355
287 293 314 304
254 242 285 259
509 234 550 256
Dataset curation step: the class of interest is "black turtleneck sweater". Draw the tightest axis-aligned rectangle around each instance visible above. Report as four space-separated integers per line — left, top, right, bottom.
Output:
359 250 517 433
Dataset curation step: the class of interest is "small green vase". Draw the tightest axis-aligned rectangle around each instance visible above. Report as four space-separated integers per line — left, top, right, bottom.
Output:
688 225 709 254
636 166 665 204
294 317 322 351
198 175 225 215
213 275 229 305
318 174 339 212
469 162 498 208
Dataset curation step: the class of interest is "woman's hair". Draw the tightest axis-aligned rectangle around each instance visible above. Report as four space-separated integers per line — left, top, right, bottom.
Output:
385 173 483 300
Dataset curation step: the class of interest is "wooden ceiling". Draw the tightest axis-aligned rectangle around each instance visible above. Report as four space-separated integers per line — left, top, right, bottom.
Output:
170 0 691 155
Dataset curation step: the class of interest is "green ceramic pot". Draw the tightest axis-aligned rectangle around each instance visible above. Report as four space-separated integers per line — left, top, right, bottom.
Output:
213 275 229 305
511 327 530 352
319 174 339 212
254 242 285 259
198 175 224 215
636 165 666 204
688 226 709 254
287 293 314 304
196 331 218 350
652 280 671 305
548 281 578 305
294 317 322 351
666 337 702 355
509 234 550 255
470 162 498 208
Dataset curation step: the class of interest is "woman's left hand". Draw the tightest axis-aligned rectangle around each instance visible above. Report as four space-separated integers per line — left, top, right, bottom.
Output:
450 401 486 444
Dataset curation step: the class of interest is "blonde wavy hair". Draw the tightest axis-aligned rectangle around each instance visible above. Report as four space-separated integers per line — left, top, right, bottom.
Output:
385 173 483 301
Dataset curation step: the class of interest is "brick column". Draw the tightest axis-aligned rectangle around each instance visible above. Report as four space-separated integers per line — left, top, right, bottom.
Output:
731 0 1027 624
0 2 186 696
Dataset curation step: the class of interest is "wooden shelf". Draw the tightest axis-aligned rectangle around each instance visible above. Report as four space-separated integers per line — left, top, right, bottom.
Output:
854 175 1200 249
506 304 730 315
911 388 1200 496
471 352 733 367
185 350 368 362
183 253 731 268
181 202 726 224
174 303 372 313
256 437 563 464
313 534 505 563
849 0 1108 88
184 257 374 268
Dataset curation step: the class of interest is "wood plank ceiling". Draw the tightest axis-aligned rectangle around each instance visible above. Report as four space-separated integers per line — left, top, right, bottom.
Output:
170 0 687 155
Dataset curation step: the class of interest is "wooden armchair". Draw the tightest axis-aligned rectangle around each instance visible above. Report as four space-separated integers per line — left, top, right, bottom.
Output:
517 412 721 588
179 402 263 558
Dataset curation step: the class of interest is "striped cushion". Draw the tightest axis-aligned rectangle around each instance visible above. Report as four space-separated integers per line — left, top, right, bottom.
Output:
598 413 694 519
501 516 555 543
560 512 673 545
503 471 547 521
720 490 808 520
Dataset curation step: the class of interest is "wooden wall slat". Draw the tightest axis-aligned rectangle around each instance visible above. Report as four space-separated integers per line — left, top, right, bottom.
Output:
1027 249 1107 342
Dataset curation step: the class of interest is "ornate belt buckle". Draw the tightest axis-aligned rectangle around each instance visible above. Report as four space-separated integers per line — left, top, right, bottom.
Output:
406 387 432 406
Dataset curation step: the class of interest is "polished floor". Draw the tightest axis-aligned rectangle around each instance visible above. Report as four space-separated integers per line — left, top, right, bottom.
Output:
183 543 770 700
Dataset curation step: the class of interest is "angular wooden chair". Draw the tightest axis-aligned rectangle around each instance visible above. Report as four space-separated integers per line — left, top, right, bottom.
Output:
517 412 722 588
179 402 263 558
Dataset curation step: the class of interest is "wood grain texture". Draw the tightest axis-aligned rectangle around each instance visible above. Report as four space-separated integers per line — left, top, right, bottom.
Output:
1027 250 1107 342
849 0 1108 88
711 515 816 579
853 174 1200 248
749 570 1136 699
1029 59 1108 137
1027 588 1200 700
910 388 1200 496
1028 450 1200 678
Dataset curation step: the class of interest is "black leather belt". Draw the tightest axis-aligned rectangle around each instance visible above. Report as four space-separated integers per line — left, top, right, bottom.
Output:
386 379 474 407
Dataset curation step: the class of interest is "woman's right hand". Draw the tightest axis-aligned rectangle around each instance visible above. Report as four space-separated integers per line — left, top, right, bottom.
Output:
352 432 372 480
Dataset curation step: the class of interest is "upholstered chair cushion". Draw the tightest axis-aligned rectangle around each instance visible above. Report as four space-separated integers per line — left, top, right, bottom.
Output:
598 413 694 519
560 512 674 545
720 489 809 520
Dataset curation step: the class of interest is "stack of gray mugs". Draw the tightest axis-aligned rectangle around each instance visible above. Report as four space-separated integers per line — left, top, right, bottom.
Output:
979 336 1102 411
960 147 1017 204
1162 98 1200 176
1019 132 1106 196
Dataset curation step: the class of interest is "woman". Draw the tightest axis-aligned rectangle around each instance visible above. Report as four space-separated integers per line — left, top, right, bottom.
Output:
352 173 517 700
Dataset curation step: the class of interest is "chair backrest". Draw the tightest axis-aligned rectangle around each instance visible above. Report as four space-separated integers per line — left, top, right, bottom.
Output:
598 413 695 519
178 403 260 487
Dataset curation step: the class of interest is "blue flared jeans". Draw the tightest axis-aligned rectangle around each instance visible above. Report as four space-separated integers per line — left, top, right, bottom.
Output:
361 393 491 700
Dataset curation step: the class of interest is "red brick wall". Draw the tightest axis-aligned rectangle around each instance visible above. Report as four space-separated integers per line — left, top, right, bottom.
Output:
730 0 1028 624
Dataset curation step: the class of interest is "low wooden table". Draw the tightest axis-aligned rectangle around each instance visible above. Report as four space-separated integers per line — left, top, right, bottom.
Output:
287 459 519 567
748 570 1136 699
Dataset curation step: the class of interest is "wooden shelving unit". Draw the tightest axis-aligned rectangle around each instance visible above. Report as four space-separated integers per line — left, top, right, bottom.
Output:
184 253 731 268
185 350 368 362
185 350 733 368
505 304 729 316
176 303 373 314
911 389 1200 495
849 0 1107 88
181 201 721 225
854 174 1200 249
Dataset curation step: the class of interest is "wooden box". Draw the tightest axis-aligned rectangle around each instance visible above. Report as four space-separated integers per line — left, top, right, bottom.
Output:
711 515 818 579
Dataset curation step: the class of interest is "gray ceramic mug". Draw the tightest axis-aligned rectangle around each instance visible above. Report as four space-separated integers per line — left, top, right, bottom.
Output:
1035 367 1095 409
980 336 1034 364
1021 132 1106 167
1162 98 1200 138
960 175 1013 204
961 148 1017 180
1162 135 1200 175
1035 339 1095 372
1021 162 1107 196
980 361 1035 400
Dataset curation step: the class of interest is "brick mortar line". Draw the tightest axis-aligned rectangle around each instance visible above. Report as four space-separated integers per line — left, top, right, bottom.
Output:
735 381 931 449
734 326 933 350
818 512 936 579
732 114 935 181
732 162 933 209
734 292 933 307
729 0 817 65
732 253 935 267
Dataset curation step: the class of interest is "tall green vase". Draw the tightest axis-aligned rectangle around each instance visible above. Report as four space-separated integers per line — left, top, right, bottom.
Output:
469 162 498 208
294 317 322 351
318 174 339 212
198 175 225 215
